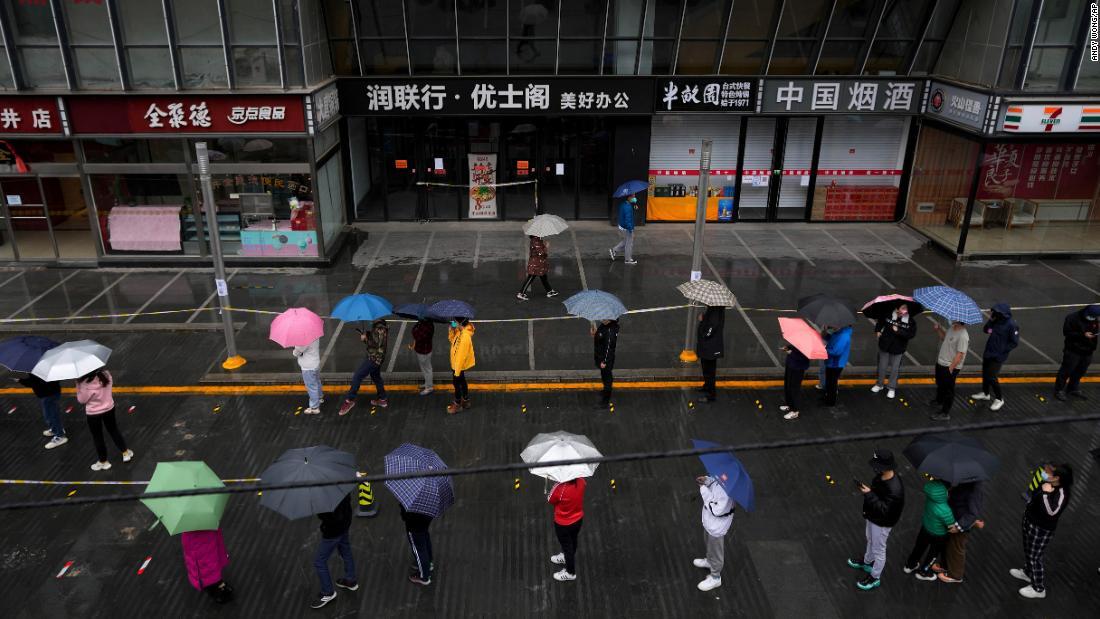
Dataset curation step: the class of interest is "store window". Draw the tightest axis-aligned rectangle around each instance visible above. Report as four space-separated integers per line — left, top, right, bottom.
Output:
83 139 186 165
0 140 76 166
316 154 345 250
812 116 907 222
205 172 316 257
188 138 309 164
5 2 66 88
88 174 201 256
173 0 230 88
63 1 121 89
768 0 830 74
647 116 740 222
117 0 174 88
904 126 981 251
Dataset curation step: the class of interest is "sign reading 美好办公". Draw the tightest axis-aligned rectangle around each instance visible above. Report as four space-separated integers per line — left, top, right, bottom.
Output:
760 79 924 114
925 81 990 131
655 78 756 112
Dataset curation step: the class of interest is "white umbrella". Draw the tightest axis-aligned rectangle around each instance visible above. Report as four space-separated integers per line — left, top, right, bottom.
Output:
31 340 112 381
523 213 569 238
520 431 602 482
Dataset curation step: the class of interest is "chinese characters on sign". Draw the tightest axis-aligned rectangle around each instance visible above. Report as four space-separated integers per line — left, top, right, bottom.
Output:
0 98 64 134
365 84 448 111
657 79 755 112
761 79 922 114
977 143 1099 199
312 84 340 129
65 96 306 134
468 153 498 219
925 81 989 131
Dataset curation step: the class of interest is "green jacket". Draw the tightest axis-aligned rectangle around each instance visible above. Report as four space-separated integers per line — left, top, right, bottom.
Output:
920 480 957 536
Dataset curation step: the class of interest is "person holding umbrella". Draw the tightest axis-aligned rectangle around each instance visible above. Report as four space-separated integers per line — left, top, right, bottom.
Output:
517 221 561 301
18 372 66 449
293 337 323 415
384 444 455 586
902 478 959 581
776 317 827 421
311 492 358 609
270 308 326 415
1053 304 1100 401
691 440 752 593
1012 463 1073 599
972 303 1019 411
77 369 133 471
593 319 619 409
548 476 586 582
338 317 390 415
937 481 986 584
871 303 917 400
847 449 904 591
447 317 476 414
695 306 725 403
609 191 639 265
818 325 852 407
930 320 969 422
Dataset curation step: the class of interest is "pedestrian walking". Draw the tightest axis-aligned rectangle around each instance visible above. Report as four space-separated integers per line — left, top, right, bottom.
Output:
903 479 959 582
76 369 132 471
548 477 586 582
696 306 725 403
818 325 852 407
971 303 1019 411
446 317 475 414
593 319 619 408
410 318 435 396
402 506 435 586
693 474 734 591
181 528 233 604
338 318 389 415
936 481 986 584
609 195 637 265
517 235 559 301
1054 304 1099 401
930 321 969 421
871 304 916 399
17 372 66 449
847 449 905 591
310 492 358 609
779 345 809 421
294 337 323 415
1011 463 1073 599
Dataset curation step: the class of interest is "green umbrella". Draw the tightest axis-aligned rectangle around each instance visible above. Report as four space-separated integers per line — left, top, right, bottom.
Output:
141 461 228 535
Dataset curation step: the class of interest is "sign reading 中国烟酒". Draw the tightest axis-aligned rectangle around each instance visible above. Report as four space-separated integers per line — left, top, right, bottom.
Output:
468 153 498 219
999 103 1100 133
760 79 923 114
65 96 306 134
925 81 990 131
656 79 755 112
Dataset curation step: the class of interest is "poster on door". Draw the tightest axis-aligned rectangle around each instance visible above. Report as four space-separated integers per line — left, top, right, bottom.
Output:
468 153 498 218
977 142 1099 200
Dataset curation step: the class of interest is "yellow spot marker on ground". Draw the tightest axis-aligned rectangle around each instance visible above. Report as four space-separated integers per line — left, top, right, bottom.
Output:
521 404 527 414
67 490 77 497
257 491 262 496
513 478 520 490
687 401 694 409
609 404 615 414
610 479 617 490
370 407 377 415
212 406 221 414
1038 395 1046 402
294 410 301 416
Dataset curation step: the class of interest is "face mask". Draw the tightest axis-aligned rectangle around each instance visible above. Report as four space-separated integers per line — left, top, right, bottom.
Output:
450 321 459 328
629 197 637 204
1040 470 1051 482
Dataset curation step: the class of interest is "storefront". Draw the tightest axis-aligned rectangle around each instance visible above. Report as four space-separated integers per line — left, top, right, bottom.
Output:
0 91 345 265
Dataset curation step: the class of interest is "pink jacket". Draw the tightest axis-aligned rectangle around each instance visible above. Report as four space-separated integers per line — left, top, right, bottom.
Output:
75 371 114 415
180 529 229 590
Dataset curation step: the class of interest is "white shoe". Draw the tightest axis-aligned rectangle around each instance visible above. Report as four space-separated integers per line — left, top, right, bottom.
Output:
624 259 638 265
778 405 790 412
608 248 616 261
870 385 883 393
303 407 321 415
814 384 824 391
550 553 565 565
1018 585 1046 599
553 569 576 581
122 450 134 463
419 386 434 396
887 389 896 399
91 461 112 471
693 558 710 569
990 399 1004 411
42 429 55 437
783 410 800 420
45 436 68 449
697 575 721 591
971 392 990 401
1009 568 1031 583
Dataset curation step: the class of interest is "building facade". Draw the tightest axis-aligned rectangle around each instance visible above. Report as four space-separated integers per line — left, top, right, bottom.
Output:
0 0 1097 264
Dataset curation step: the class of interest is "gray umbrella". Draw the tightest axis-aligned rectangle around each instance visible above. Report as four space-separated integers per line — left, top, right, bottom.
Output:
259 445 357 520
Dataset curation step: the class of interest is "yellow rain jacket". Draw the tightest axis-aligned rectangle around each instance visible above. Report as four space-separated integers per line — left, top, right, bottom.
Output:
449 324 476 375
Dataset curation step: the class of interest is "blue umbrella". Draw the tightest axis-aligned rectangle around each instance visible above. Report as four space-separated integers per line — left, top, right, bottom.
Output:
692 439 755 512
612 180 649 198
0 336 60 372
563 290 627 321
331 294 393 322
393 303 447 323
384 443 455 518
913 286 983 324
428 299 475 320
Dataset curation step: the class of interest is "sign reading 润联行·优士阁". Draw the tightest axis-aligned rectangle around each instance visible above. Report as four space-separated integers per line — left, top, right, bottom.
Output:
337 78 655 115
760 79 924 114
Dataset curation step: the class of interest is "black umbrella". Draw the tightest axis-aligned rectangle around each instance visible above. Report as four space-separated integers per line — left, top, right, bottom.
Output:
903 432 1000 484
259 445 358 520
859 294 927 321
797 294 855 327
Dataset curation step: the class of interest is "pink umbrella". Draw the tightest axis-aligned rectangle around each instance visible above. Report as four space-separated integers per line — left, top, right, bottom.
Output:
860 294 925 320
778 317 828 360
269 307 324 348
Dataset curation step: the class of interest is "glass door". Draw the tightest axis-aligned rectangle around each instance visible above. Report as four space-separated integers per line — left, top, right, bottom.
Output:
737 118 775 221
0 177 58 260
43 176 98 260
539 118 578 220
775 118 817 221
501 120 536 220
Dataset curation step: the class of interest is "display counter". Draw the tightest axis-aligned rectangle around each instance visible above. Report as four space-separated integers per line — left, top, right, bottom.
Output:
240 221 318 257
646 196 732 222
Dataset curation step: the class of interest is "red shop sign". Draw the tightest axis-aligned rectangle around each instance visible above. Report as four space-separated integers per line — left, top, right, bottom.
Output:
0 97 64 134
65 96 306 134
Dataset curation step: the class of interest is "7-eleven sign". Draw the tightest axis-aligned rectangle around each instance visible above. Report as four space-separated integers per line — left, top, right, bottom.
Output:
1001 103 1100 133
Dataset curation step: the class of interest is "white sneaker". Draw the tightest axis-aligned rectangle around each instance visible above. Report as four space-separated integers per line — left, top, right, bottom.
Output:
42 429 55 437
1018 585 1046 599
122 450 134 463
814 384 824 391
693 558 710 569
553 569 576 582
91 461 112 471
303 407 321 415
783 410 800 420
990 399 1004 411
778 405 790 412
887 389 896 399
419 386 434 396
550 553 565 565
608 248 616 261
1009 568 1031 583
870 385 883 393
971 392 990 401
45 436 68 449
697 575 722 591
624 259 638 265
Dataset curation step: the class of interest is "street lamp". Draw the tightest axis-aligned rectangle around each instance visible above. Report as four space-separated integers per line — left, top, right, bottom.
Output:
680 139 712 363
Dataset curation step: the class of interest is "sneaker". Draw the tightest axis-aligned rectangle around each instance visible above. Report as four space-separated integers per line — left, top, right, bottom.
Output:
846 558 873 574
1018 585 1046 599
815 384 824 391
1054 391 1067 401
45 436 68 449
310 592 336 609
903 563 918 575
408 574 431 586
990 399 1005 411
551 553 565 565
546 290 559 298
91 461 112 471
42 429 54 437
446 401 461 414
930 562 945 574
971 392 990 401
418 386 434 396
697 575 721 591
370 398 388 408
693 558 710 569
856 575 881 591
914 571 937 582
338 400 356 416
887 389 896 399
303 407 321 415
870 385 883 394
778 405 790 412
553 569 576 582
1069 390 1088 400
122 449 134 463
516 292 529 301
624 259 638 265
335 578 359 591
1009 568 1031 583
608 248 616 261
783 410 800 420
930 412 951 421
937 572 962 584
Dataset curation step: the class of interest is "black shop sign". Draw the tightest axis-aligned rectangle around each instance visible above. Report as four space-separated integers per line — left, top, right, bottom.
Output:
655 78 756 112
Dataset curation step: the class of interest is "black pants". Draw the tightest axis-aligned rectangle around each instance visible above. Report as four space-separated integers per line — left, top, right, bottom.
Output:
407 529 433 580
981 358 1004 400
934 364 960 414
821 366 842 406
906 526 948 574
519 274 552 295
599 366 613 404
784 366 806 411
700 359 717 398
554 519 583 574
452 371 468 401
1055 350 1092 393
87 408 127 462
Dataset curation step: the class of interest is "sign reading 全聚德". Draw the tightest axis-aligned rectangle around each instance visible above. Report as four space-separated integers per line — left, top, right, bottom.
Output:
760 79 924 114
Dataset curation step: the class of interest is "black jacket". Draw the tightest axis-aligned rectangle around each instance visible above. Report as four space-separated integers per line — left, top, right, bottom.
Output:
695 307 725 360
982 304 1020 362
317 494 353 539
19 374 61 398
948 481 985 531
862 474 905 527
875 314 916 355
594 321 619 368
1062 306 1100 355
1025 485 1070 531
785 346 810 371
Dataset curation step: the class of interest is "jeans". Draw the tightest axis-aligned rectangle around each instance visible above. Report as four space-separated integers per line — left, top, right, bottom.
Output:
783 366 805 411
520 274 553 295
301 369 323 408
700 359 717 398
347 358 385 401
981 358 1003 400
452 371 468 401
41 395 64 438
1054 350 1091 393
704 531 725 578
876 352 904 391
408 529 433 580
416 352 433 388
555 519 583 574
599 366 613 404
933 364 960 414
314 532 356 594
821 366 843 405
612 228 633 261
905 526 947 575
863 521 892 579
87 409 128 462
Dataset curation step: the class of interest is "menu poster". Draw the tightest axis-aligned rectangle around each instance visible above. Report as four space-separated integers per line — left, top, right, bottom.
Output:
977 142 1099 200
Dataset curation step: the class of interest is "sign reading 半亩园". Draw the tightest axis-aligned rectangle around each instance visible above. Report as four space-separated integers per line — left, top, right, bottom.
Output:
925 81 990 131
656 78 755 112
468 153 498 219
998 103 1100 133
760 79 924 114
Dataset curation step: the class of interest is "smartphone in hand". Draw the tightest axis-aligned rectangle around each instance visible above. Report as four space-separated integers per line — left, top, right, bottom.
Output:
853 478 864 490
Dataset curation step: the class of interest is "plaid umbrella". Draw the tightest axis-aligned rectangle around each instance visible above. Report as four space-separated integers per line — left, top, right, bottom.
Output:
563 290 627 321
384 443 455 518
523 214 570 237
676 280 736 307
913 286 983 324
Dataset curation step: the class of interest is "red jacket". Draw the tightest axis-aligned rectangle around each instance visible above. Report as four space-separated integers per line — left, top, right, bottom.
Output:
180 528 228 590
548 478 586 525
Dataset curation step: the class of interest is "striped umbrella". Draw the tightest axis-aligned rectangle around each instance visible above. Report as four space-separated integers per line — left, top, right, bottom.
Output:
563 290 627 321
677 280 736 307
384 443 455 518
913 286 983 324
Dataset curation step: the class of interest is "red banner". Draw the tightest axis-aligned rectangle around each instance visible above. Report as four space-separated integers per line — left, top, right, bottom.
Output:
977 142 1099 200
0 97 64 134
66 96 305 134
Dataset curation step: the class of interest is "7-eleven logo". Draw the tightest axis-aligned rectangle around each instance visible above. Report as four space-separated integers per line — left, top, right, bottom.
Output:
1041 106 1063 132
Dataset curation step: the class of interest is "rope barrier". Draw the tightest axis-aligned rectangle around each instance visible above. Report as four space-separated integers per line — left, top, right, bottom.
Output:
414 180 538 189
1 413 1096 512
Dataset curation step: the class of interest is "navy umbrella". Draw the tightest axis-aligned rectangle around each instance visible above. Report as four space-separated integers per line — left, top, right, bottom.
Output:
384 443 455 518
612 180 649 199
393 303 448 323
428 299 475 320
259 445 358 520
0 336 60 372
692 439 755 512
